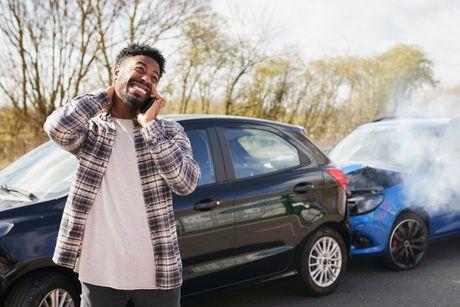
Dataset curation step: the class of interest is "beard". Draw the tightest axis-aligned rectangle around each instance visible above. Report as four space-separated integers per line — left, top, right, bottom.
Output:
125 94 144 111
118 80 151 111
126 95 153 113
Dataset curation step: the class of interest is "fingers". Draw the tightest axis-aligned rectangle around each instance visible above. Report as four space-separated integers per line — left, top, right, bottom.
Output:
106 86 115 99
156 97 166 112
136 85 166 123
142 90 165 119
150 86 161 101
150 87 165 106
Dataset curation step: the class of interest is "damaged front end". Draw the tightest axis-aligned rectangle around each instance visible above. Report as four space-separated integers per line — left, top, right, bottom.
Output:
342 164 404 253
348 192 385 216
346 166 402 216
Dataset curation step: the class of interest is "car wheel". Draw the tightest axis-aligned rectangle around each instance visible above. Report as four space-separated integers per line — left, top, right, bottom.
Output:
384 212 428 270
297 227 347 296
4 271 79 307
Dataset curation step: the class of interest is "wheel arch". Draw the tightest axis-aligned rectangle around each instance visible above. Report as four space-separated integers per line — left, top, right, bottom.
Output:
383 208 430 270
293 221 351 266
292 221 349 296
0 266 80 305
396 208 430 233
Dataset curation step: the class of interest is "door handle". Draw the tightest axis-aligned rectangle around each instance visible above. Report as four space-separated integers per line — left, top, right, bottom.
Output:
293 182 315 194
194 199 222 211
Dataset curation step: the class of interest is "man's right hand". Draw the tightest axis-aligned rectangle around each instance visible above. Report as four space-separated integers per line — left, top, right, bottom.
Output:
106 86 115 100
104 86 116 111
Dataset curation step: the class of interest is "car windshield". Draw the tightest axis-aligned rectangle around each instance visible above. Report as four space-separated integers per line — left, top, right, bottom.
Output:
329 123 442 167
0 141 78 201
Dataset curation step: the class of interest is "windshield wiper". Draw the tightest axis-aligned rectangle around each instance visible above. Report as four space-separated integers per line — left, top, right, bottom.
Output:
0 185 38 201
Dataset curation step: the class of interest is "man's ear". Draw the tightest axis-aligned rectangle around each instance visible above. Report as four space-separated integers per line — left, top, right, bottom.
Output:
113 64 120 81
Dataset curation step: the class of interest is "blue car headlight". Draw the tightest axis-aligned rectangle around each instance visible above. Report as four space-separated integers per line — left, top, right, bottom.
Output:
348 193 384 216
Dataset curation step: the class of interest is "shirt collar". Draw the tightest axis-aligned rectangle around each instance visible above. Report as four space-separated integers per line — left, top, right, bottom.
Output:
100 111 141 128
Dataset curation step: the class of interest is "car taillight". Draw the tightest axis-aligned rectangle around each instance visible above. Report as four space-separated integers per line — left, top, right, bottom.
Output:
326 168 347 192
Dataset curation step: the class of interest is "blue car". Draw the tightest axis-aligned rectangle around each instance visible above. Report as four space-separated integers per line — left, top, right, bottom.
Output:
329 117 460 270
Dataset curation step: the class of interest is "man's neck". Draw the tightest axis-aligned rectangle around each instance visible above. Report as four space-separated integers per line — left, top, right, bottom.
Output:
110 95 137 119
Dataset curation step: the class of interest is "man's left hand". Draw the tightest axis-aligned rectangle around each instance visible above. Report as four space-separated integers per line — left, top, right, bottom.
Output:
137 87 166 128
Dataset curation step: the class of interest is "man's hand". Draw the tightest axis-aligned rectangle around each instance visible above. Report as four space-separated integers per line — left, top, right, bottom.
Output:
137 86 166 128
104 86 115 111
106 86 115 99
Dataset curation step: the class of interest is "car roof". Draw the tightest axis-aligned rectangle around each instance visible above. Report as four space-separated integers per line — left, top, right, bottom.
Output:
359 117 450 129
161 114 305 131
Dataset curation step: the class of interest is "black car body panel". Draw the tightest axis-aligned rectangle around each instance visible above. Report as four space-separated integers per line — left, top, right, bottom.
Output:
0 115 349 301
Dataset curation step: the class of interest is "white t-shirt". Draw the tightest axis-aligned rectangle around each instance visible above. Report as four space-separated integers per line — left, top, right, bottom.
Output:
78 117 156 289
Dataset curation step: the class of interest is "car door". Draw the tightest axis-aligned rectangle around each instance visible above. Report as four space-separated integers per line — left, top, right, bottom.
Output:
172 125 235 294
427 126 460 237
216 123 325 281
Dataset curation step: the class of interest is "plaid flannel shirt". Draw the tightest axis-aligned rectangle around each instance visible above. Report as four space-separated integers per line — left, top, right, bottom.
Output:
43 89 200 289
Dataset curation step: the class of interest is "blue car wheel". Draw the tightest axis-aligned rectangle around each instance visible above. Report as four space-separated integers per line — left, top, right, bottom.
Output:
383 212 428 270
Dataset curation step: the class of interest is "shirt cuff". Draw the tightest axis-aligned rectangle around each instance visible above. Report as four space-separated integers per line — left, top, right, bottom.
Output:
140 119 166 146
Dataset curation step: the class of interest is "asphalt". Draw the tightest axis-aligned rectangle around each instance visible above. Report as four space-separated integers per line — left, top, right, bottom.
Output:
182 236 460 307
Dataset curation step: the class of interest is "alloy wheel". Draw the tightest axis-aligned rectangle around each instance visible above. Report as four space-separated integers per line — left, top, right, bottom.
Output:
39 288 75 307
308 236 343 287
389 218 427 269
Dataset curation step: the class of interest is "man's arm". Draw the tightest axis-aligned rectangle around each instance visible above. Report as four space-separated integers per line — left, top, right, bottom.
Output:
141 120 201 196
43 89 111 157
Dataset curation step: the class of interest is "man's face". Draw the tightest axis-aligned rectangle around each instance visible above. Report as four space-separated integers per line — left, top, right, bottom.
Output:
113 55 160 111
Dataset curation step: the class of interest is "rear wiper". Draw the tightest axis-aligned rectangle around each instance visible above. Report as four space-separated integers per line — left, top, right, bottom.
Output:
0 185 38 201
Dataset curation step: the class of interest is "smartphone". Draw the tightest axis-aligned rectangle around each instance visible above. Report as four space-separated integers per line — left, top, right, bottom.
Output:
140 96 156 113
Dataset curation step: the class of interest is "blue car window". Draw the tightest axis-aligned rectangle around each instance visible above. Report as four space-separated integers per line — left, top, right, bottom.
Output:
186 130 216 186
224 128 300 179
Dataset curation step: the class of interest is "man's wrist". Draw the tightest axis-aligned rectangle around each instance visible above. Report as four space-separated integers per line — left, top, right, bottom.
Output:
140 118 164 147
137 113 157 128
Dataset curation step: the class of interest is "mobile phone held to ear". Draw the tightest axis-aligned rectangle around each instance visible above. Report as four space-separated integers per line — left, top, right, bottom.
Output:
140 96 157 113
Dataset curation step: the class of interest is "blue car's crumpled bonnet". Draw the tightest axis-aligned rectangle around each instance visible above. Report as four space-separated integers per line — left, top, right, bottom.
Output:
338 162 403 192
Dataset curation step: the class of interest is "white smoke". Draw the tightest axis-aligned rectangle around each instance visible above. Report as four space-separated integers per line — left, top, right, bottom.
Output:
394 88 460 118
392 89 460 213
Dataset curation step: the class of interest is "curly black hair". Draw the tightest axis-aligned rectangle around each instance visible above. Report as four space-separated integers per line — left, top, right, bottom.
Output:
115 43 166 78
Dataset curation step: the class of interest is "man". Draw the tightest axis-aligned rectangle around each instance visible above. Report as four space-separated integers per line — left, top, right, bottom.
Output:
44 43 200 306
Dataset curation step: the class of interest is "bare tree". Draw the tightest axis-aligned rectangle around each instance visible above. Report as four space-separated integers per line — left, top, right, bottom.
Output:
171 12 230 114
0 0 210 166
0 0 437 167
0 0 101 126
0 0 211 124
223 39 265 115
125 0 209 44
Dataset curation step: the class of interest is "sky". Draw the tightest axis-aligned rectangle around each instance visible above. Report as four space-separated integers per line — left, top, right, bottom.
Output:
212 0 460 88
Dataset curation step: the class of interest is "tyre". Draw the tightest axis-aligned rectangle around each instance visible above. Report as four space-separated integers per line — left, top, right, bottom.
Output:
383 212 428 270
297 227 347 296
4 271 80 307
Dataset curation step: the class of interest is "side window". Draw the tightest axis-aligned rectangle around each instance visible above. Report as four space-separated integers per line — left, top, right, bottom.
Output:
186 129 216 186
224 128 300 179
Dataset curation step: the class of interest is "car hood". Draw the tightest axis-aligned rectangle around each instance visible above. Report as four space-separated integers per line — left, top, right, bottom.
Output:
337 161 404 192
0 196 37 212
337 161 405 174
